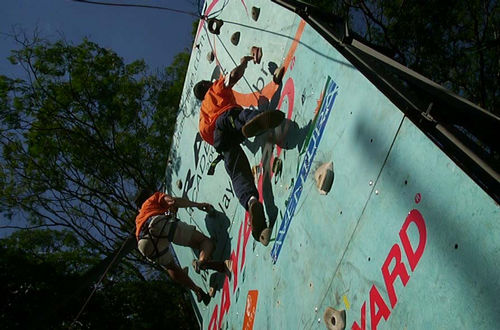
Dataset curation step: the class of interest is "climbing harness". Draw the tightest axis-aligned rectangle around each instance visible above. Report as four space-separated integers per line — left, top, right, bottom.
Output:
138 211 179 260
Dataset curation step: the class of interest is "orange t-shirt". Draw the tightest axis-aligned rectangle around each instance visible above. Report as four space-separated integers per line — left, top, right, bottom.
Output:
135 192 172 239
199 76 238 145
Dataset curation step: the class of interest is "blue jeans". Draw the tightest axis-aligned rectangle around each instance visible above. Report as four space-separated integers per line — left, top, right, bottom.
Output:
213 108 262 210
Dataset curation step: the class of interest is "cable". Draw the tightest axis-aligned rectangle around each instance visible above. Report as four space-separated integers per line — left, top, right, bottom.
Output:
203 24 226 75
196 0 205 18
214 34 259 102
71 234 131 327
198 0 230 20
72 0 200 17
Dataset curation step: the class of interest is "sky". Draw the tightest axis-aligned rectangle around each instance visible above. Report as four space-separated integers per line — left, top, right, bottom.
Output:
0 0 201 77
0 0 201 237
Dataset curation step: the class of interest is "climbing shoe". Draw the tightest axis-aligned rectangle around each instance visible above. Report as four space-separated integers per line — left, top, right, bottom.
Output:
248 197 270 246
224 259 233 278
193 259 233 279
273 66 285 84
259 228 271 246
195 288 211 306
242 110 285 138
192 259 201 274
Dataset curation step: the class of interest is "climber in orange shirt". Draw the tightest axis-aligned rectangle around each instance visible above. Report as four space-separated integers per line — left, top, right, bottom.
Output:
193 56 285 246
135 189 231 305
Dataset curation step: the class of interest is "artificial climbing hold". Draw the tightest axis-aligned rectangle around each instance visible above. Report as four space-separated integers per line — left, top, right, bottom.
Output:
314 162 334 195
231 31 240 46
273 65 285 84
272 157 283 175
252 165 261 185
176 179 183 190
207 51 215 63
250 46 263 64
323 307 346 330
251 7 260 21
208 18 223 35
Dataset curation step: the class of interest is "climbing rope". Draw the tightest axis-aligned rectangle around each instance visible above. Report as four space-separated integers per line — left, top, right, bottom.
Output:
215 34 260 102
71 234 132 327
72 0 200 17
203 24 226 75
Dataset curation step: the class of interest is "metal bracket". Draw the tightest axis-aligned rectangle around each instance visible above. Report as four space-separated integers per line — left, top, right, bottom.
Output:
421 102 436 122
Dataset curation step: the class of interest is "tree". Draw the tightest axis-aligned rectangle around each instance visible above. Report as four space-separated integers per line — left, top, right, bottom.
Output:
0 33 190 265
0 229 198 329
303 0 499 115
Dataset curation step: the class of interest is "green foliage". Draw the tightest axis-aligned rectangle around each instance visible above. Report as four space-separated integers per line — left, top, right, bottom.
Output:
302 0 499 114
0 36 189 258
77 280 198 330
0 229 198 329
0 228 98 274
0 244 82 329
0 30 197 330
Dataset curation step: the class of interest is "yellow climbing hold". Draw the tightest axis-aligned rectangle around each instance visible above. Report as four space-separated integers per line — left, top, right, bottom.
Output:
342 295 350 310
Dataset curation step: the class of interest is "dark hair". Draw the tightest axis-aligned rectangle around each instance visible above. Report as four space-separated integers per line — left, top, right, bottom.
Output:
193 80 212 100
134 188 153 209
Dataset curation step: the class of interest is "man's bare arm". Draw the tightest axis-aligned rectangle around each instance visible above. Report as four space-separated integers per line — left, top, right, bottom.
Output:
163 195 212 212
227 56 253 88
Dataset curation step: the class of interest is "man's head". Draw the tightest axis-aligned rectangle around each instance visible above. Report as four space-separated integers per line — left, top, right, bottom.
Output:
193 80 213 101
134 188 154 210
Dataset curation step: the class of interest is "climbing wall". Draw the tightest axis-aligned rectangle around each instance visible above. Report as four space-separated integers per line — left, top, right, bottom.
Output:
165 1 500 329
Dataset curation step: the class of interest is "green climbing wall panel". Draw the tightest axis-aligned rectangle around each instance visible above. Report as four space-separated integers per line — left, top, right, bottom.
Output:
165 1 500 329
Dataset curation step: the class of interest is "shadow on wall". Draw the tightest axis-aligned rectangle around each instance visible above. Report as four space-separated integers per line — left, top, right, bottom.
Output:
241 64 311 230
353 117 500 324
204 209 232 296
245 117 311 230
164 64 223 192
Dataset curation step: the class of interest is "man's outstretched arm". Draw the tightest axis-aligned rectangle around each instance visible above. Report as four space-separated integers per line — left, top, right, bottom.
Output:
162 194 212 212
227 56 253 88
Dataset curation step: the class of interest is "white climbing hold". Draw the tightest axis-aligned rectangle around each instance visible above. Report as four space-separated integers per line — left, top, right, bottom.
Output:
323 307 346 330
314 162 334 195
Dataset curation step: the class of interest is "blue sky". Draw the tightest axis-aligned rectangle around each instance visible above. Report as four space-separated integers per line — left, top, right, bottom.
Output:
0 0 200 76
0 0 201 237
